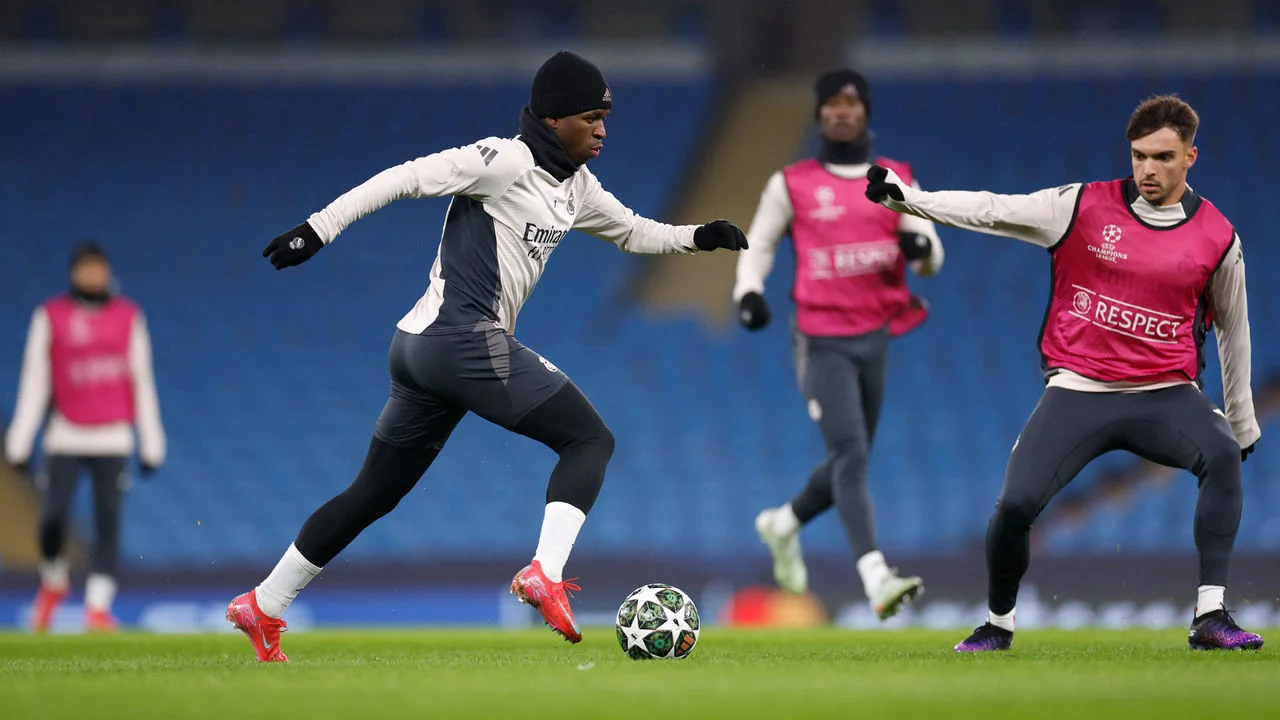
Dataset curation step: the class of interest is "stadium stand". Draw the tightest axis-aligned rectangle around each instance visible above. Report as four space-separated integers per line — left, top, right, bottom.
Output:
2 70 1277 571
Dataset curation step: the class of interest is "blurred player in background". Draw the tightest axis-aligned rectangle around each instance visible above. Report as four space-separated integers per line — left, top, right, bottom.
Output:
867 94 1263 652
226 50 748 661
4 242 166 632
733 68 943 620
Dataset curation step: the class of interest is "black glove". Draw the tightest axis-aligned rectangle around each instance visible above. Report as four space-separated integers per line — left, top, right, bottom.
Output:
865 164 905 203
738 292 771 331
139 462 159 479
263 222 324 270
1242 442 1257 463
898 232 933 262
693 220 749 252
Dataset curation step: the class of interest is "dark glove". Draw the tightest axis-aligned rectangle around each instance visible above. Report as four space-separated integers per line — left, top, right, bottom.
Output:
139 462 159 479
738 292 771 331
898 232 933 262
1242 442 1257 463
865 164 905 203
263 222 324 270
693 220 749 252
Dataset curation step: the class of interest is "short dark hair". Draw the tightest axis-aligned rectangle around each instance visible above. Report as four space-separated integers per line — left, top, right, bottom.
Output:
1126 94 1199 144
69 241 109 269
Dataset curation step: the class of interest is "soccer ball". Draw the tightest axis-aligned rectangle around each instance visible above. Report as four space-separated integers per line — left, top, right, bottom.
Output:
615 583 700 660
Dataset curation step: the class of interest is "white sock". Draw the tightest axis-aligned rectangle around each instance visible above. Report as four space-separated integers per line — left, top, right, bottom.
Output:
1196 585 1225 617
856 550 891 596
39 558 70 591
988 608 1016 632
255 543 322 619
772 504 800 536
85 573 117 612
532 501 586 583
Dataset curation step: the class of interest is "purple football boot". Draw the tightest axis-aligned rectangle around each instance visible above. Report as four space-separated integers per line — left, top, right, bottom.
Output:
955 622 1014 653
1188 609 1264 650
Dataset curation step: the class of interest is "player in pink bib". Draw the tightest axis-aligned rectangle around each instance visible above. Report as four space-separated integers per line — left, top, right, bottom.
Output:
868 95 1262 652
5 243 166 632
734 68 944 620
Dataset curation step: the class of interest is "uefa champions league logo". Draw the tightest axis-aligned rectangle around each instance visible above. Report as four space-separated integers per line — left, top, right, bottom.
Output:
69 311 94 346
809 185 847 221
1088 224 1128 263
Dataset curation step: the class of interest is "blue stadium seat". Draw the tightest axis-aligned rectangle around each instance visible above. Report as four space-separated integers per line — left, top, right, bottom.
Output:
3 73 1278 570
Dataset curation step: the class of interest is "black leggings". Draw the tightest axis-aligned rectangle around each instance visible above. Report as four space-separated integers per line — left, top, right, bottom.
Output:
786 329 889 558
40 455 126 577
294 382 614 567
986 385 1242 615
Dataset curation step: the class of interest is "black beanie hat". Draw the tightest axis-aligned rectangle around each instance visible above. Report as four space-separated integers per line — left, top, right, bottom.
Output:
69 241 109 269
530 50 613 119
814 68 871 120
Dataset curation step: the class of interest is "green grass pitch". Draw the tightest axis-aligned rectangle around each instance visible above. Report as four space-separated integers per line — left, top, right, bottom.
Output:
1 627 1276 719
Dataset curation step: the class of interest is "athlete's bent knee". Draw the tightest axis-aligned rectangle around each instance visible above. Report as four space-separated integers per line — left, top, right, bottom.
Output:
592 424 615 462
1202 438 1242 480
563 427 614 478
826 432 868 463
993 493 1041 530
563 413 614 460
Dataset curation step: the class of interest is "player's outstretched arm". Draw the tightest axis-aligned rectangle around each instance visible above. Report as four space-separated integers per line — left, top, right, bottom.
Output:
1209 235 1261 458
263 141 522 270
573 168 747 256
866 164 1079 249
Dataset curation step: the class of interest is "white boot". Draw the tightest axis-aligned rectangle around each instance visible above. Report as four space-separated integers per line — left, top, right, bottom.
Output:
868 572 924 620
754 506 808 594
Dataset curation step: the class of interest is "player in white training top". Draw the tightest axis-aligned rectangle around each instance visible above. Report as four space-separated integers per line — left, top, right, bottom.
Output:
224 50 748 661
